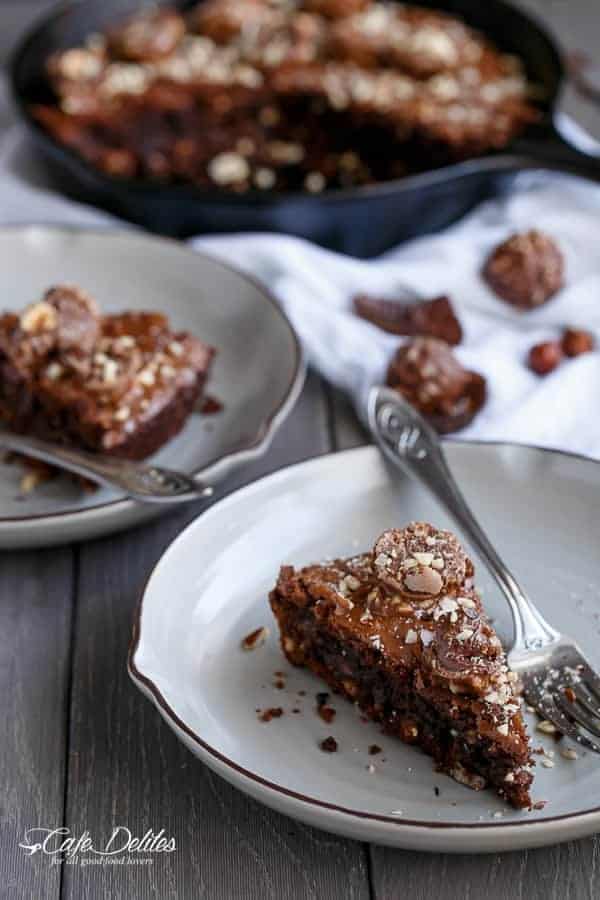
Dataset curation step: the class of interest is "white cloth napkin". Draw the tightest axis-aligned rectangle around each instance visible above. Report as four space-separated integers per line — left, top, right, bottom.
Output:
1 78 600 458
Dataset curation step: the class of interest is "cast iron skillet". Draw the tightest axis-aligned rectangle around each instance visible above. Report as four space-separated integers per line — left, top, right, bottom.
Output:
10 0 600 256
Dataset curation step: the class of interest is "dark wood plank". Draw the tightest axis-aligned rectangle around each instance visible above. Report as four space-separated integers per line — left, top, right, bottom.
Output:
61 375 370 900
369 839 600 900
0 547 74 900
324 385 368 453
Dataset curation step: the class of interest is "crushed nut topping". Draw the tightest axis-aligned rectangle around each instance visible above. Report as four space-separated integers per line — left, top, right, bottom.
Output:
20 302 58 334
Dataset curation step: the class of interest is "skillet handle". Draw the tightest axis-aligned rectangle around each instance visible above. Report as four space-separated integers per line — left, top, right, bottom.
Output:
510 123 600 182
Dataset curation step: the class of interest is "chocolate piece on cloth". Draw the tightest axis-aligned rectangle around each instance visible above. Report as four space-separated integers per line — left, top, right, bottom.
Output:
386 337 486 433
354 293 462 344
482 230 564 309
269 521 534 808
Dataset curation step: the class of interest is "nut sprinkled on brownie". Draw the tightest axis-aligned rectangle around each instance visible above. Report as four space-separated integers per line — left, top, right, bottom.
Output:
373 522 469 598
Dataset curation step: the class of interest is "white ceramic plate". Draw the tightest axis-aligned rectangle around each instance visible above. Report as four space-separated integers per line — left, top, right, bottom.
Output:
130 443 600 852
0 226 304 548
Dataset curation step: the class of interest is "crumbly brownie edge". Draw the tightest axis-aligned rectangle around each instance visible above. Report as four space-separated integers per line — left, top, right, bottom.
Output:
269 583 533 809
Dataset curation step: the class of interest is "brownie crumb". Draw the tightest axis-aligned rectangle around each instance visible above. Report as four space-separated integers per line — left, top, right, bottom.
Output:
318 705 336 724
316 692 330 707
292 708 301 714
241 626 269 651
200 394 223 415
532 800 548 811
434 786 440 797
273 679 286 690
368 744 382 756
320 736 338 753
258 707 283 723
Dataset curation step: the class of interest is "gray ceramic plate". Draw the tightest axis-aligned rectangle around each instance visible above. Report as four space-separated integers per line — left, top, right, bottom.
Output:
130 443 600 852
0 226 304 548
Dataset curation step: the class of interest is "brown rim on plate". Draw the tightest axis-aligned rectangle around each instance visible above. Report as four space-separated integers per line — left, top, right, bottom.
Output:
0 223 305 524
128 440 600 835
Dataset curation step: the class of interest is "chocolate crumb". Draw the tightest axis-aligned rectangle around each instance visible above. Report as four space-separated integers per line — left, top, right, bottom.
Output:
200 394 223 415
241 626 269 650
316 692 330 707
434 786 440 797
320 736 338 753
258 707 283 722
318 705 336 724
292 708 301 714
563 686 576 703
273 679 285 690
532 800 548 811
368 744 382 756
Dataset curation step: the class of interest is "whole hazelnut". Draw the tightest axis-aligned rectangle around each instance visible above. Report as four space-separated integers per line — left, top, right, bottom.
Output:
528 341 562 376
561 328 595 358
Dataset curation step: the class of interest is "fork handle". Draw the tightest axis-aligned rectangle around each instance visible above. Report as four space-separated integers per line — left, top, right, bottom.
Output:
368 387 560 651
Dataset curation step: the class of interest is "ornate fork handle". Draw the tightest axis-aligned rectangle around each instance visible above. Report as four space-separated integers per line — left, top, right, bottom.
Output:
367 386 560 655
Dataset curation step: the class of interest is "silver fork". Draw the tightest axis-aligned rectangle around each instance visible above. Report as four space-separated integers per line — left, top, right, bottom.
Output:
0 429 213 505
368 385 600 753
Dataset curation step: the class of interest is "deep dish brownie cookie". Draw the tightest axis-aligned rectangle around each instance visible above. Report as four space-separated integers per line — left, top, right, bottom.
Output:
0 285 215 458
270 522 534 808
33 0 538 191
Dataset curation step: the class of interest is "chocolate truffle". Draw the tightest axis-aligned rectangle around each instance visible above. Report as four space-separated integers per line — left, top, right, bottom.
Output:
386 337 486 433
483 230 564 310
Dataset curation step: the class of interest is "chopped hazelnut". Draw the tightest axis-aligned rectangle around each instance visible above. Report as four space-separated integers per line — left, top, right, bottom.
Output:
20 301 58 334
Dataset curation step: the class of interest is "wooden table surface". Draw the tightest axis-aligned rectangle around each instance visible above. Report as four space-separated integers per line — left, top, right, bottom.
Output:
1 1 599 898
